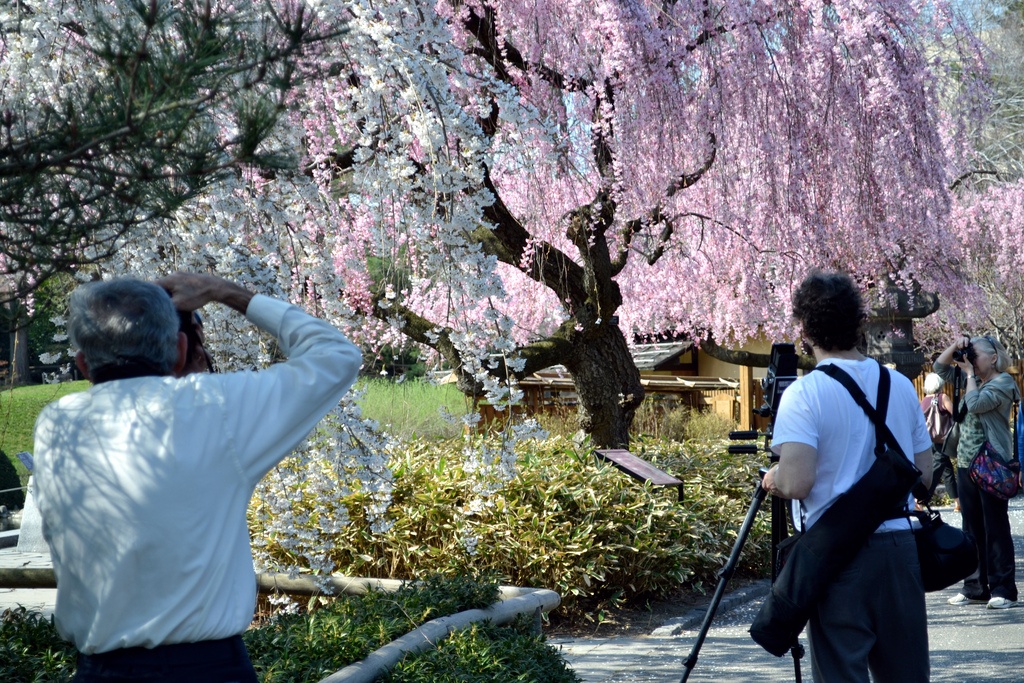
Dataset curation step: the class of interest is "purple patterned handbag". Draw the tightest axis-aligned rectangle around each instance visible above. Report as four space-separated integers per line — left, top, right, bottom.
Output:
968 441 1021 500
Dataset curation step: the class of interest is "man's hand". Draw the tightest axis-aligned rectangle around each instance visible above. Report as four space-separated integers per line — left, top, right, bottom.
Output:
155 273 254 314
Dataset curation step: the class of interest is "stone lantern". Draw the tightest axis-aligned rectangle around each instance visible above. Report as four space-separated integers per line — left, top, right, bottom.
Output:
863 285 939 379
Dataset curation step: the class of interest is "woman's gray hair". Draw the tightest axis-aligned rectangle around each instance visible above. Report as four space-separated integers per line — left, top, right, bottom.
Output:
923 372 943 395
68 279 180 375
972 335 1011 374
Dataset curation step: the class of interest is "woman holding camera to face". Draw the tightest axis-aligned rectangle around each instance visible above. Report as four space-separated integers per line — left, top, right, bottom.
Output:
935 335 1020 609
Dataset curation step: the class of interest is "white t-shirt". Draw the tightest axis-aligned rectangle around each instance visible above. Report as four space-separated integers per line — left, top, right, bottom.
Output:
772 358 932 532
33 295 362 654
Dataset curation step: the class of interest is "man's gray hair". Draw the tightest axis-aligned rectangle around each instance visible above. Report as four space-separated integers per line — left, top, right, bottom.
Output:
68 279 180 375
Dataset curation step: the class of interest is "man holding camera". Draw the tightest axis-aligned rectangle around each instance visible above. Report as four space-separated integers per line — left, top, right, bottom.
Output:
32 273 362 682
761 271 933 683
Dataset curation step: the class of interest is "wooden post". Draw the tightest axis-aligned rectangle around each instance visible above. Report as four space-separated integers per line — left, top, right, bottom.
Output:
739 364 753 431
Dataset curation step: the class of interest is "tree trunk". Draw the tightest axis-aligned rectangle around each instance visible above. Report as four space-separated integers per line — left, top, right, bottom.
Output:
9 326 30 386
563 323 643 449
3 299 31 386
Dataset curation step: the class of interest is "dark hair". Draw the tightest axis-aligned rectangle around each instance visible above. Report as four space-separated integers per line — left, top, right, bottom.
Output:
68 279 180 375
792 271 865 352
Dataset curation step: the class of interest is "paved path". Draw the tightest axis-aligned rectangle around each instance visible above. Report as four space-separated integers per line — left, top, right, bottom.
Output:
0 548 56 615
551 499 1024 682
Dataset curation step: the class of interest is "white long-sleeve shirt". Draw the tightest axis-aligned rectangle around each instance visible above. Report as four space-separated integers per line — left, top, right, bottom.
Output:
33 295 361 654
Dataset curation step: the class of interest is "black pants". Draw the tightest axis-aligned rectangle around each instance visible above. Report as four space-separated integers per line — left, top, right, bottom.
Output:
73 635 258 683
957 467 1018 601
808 531 929 683
926 445 958 501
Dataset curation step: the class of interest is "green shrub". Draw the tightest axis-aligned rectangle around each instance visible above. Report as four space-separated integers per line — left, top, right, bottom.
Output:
246 574 500 682
251 435 770 621
679 409 736 442
3 575 570 683
531 408 580 440
630 403 736 443
534 402 738 444
0 449 25 509
0 607 77 682
387 617 580 683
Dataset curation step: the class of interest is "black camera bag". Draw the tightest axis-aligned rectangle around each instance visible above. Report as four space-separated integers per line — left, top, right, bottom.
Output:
910 506 977 592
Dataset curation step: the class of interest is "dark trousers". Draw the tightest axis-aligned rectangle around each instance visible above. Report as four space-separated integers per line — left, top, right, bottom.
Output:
957 467 1018 601
926 445 958 501
808 530 928 683
73 635 258 683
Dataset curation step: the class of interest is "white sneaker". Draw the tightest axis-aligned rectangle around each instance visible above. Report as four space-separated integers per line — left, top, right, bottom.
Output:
948 593 987 606
987 597 1017 609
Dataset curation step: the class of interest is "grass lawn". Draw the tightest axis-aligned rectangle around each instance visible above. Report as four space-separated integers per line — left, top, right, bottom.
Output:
0 381 89 483
355 376 473 440
0 377 471 487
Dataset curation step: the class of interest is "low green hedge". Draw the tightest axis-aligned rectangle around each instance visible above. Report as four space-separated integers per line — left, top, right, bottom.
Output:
0 575 579 683
386 618 576 683
0 608 77 682
251 436 771 620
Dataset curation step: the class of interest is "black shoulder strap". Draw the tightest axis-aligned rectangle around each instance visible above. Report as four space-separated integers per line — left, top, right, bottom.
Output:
816 362 928 502
1014 392 1020 465
951 366 966 423
876 365 891 430
815 362 900 458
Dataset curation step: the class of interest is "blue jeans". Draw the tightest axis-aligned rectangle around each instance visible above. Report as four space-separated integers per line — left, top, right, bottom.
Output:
73 635 258 683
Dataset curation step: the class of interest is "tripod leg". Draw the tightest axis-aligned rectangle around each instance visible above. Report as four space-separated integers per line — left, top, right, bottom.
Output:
791 640 806 682
679 482 768 683
770 489 789 582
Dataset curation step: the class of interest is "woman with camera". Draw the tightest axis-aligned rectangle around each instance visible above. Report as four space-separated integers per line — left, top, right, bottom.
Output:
935 335 1020 609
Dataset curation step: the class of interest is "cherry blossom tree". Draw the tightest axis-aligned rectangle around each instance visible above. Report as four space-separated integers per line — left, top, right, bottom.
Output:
918 2 1024 356
7 0 1000 584
943 179 1024 357
10 1 991 449
286 0 988 447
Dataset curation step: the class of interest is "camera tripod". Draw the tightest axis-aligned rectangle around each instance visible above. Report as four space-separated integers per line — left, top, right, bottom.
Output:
678 452 805 681
679 342 804 682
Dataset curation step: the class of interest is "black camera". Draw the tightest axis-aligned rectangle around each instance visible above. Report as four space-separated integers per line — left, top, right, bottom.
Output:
178 309 216 373
952 343 976 364
728 342 799 452
758 343 799 419
176 310 201 353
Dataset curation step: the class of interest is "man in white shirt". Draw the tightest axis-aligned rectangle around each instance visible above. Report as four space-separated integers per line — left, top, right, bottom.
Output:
760 271 933 683
33 273 362 682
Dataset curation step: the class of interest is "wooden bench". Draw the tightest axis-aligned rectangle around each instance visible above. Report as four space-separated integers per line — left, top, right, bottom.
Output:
595 449 684 502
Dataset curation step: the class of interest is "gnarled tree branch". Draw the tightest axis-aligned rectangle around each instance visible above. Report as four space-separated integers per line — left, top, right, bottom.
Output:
699 334 816 371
